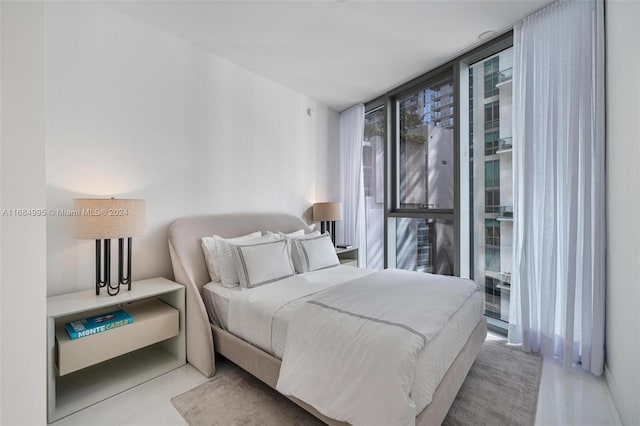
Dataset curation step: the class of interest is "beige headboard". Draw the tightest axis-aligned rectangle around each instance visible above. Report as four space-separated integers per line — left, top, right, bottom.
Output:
167 213 311 377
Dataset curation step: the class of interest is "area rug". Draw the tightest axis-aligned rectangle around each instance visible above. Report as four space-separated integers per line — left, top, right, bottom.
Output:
441 340 542 426
171 340 542 426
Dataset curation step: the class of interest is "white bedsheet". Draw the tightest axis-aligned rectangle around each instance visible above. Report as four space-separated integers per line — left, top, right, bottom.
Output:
276 269 478 426
202 266 484 417
202 281 236 329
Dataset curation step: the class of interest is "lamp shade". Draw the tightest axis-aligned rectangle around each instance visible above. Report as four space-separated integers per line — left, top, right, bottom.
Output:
73 198 146 240
313 202 343 222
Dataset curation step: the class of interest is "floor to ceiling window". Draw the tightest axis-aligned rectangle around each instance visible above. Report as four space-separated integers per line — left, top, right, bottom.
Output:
361 32 513 330
362 105 385 270
467 46 514 324
389 72 456 275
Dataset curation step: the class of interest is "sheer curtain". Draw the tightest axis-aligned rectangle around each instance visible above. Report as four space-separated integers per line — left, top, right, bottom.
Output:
339 104 366 266
508 0 605 375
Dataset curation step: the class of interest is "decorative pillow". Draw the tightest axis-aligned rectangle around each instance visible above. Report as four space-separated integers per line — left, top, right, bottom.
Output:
201 231 261 282
281 230 321 272
218 233 282 287
293 233 340 273
231 239 295 289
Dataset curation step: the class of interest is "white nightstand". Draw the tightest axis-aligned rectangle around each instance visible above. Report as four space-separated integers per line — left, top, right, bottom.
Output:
46 278 185 423
336 247 359 267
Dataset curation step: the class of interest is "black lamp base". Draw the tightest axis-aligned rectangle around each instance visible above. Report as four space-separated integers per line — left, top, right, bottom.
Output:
95 237 133 296
320 221 337 246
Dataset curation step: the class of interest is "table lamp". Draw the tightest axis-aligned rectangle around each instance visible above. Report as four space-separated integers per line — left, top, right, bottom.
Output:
73 198 146 296
313 202 342 246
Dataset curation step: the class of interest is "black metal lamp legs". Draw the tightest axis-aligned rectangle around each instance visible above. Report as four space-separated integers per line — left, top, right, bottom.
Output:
319 221 337 246
95 237 133 296
95 239 110 295
118 237 132 291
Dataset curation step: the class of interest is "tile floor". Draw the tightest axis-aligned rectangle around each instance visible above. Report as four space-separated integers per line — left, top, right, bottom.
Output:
53 333 623 426
535 359 621 426
484 333 622 426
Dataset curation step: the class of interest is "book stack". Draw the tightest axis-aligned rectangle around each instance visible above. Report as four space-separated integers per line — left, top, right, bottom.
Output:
64 309 133 340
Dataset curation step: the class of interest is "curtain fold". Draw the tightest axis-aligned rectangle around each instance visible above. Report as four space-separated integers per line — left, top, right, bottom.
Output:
508 0 605 375
339 104 366 266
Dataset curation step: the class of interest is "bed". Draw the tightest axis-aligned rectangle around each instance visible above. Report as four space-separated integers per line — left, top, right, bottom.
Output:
168 212 487 426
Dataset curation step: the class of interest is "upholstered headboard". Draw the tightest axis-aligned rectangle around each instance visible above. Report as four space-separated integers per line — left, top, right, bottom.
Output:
167 213 311 377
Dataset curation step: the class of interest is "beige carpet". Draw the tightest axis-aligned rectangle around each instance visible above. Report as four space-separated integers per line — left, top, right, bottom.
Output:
171 340 542 426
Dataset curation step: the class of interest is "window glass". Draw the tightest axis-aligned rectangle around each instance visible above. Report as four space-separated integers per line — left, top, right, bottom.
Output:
484 57 500 98
484 101 500 130
485 219 500 246
397 77 454 210
484 131 500 155
363 107 385 269
469 47 513 323
395 217 454 275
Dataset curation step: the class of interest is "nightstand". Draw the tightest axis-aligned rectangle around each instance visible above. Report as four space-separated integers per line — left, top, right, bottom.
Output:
336 247 359 267
46 278 185 423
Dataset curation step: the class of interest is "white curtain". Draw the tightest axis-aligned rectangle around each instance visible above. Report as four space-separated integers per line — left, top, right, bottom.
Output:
508 0 605 375
339 104 366 267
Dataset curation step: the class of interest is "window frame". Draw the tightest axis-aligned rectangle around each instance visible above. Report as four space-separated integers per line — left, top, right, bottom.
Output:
385 65 459 274
388 65 456 217
460 35 514 332
363 31 513 279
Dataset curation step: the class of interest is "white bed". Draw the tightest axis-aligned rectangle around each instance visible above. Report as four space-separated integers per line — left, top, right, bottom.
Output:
168 213 487 426
202 265 484 417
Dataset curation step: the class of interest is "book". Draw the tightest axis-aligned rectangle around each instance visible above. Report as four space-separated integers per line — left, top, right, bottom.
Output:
64 309 133 340
336 245 353 249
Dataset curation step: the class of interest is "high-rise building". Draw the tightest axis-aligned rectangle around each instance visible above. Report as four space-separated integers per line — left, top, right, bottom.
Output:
470 48 514 322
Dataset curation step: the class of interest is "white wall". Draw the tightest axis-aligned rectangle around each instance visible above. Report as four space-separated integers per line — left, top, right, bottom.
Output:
605 1 640 424
46 2 339 296
0 2 48 424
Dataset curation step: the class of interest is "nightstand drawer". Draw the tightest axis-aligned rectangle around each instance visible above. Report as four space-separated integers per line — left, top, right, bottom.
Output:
56 298 178 376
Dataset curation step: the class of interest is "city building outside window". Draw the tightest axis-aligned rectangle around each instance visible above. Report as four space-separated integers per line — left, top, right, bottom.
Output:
469 47 514 324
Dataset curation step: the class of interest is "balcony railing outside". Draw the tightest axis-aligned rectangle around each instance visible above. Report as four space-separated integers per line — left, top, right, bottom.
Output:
497 205 513 221
498 67 513 84
497 137 513 152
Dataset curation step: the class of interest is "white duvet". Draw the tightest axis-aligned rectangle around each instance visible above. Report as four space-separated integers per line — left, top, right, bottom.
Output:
227 266 373 354
276 269 477 426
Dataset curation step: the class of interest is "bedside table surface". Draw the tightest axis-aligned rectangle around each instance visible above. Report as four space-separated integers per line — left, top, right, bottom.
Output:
335 247 357 254
47 277 182 318
335 246 359 267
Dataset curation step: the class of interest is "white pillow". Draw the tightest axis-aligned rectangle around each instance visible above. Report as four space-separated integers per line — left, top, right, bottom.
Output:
201 231 261 282
280 230 321 273
278 229 305 238
231 239 295 289
218 233 282 287
293 233 340 273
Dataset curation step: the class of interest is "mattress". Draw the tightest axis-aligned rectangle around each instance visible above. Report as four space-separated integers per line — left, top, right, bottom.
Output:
202 266 484 412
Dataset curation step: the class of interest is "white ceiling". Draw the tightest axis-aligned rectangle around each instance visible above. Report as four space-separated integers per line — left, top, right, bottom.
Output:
111 0 552 111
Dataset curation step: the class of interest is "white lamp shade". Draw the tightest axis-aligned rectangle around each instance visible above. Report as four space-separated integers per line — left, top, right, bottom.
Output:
313 202 343 222
73 198 146 239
